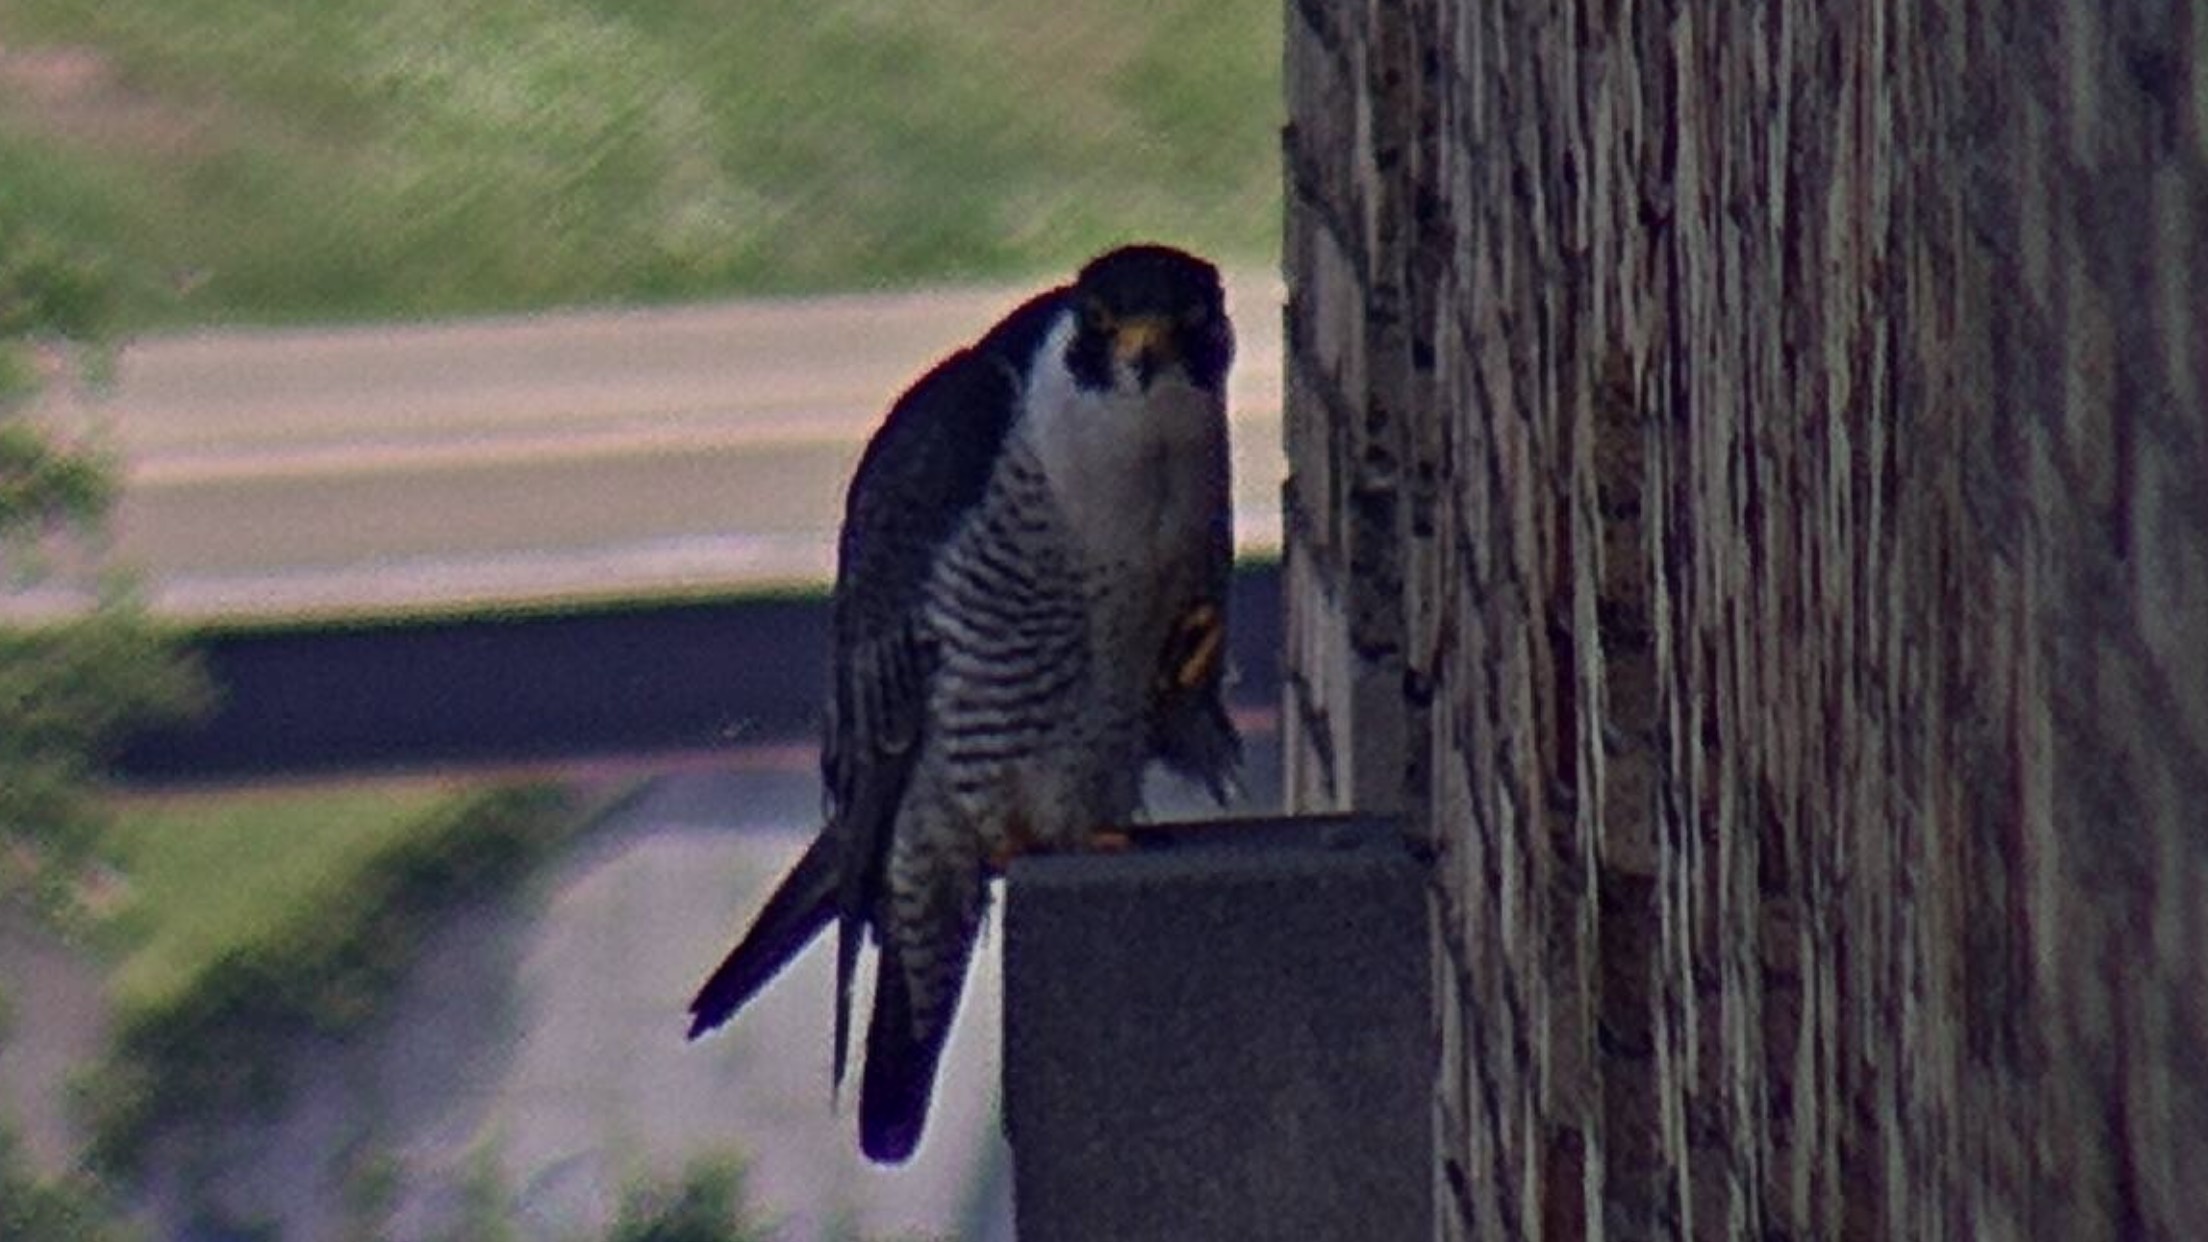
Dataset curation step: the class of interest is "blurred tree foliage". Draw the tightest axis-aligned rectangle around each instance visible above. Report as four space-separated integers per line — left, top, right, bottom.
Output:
0 213 204 899
0 1124 137 1242
605 1155 771 1242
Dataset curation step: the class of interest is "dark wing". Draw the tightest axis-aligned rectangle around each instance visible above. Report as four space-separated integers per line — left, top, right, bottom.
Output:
820 286 1069 1089
689 289 1065 1063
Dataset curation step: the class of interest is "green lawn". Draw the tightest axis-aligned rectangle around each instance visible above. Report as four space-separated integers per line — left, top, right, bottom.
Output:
0 0 1282 328
94 776 459 1012
83 779 579 1168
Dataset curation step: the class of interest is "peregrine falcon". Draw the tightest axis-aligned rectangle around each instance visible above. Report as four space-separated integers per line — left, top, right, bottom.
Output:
687 244 1242 1164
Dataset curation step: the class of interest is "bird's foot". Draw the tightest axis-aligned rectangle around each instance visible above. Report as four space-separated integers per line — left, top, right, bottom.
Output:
986 826 1135 874
1159 601 1225 692
986 816 1043 876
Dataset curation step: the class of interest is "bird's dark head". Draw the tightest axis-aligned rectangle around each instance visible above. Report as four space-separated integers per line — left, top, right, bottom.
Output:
1064 244 1232 395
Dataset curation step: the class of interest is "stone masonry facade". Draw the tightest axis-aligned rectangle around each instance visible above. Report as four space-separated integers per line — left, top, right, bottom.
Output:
1280 1 2207 1238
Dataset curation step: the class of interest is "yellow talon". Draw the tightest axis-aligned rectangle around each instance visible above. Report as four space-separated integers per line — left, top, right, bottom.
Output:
1166 601 1224 690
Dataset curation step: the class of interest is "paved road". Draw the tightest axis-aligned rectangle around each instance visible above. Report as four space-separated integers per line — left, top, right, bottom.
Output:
32 276 1284 622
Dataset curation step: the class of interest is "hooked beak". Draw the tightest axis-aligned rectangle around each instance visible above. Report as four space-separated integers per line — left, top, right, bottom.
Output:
1112 316 1179 386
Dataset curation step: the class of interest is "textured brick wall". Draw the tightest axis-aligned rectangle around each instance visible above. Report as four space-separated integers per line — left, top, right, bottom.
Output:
1280 1 2208 1238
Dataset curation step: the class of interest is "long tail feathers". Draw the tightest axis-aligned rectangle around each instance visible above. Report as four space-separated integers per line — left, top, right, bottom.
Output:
687 834 839 1039
832 911 864 1093
858 944 960 1165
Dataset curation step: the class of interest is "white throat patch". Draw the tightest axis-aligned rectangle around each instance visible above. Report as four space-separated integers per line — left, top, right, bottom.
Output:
1014 310 1228 576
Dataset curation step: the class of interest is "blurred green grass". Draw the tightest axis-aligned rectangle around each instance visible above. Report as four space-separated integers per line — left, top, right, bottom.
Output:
83 780 580 1168
93 777 458 1013
0 0 1282 328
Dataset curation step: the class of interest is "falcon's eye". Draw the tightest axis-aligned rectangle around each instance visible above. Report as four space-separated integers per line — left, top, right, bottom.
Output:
1078 298 1114 337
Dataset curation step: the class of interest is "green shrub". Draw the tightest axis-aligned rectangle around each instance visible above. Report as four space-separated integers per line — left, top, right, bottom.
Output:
81 781 576 1171
0 1123 138 1242
606 1154 771 1242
